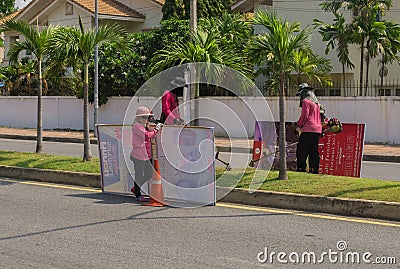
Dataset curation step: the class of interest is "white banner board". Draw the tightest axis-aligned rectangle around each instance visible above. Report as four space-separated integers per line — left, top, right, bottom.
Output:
97 124 216 206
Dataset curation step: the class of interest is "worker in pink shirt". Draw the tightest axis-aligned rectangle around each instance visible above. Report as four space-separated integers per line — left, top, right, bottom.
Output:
130 107 162 201
295 83 322 174
161 77 185 125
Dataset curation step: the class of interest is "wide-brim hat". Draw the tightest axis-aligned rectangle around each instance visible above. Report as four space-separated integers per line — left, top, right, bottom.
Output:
170 77 186 87
136 106 153 117
296 82 314 96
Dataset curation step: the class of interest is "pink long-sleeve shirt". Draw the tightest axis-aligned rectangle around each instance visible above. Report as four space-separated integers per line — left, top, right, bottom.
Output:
162 90 180 125
130 122 158 160
296 99 322 134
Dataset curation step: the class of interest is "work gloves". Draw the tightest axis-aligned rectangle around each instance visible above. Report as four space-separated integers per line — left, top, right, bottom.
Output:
155 123 163 131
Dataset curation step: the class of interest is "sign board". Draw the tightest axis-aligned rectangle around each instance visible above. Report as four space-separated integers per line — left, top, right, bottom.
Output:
97 124 216 206
253 121 365 177
156 125 215 206
319 123 365 177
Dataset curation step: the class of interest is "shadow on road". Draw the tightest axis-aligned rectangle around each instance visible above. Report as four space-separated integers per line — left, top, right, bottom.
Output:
66 192 138 204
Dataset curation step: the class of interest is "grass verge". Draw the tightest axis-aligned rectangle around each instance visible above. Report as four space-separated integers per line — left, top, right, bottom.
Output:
0 151 100 174
216 167 400 203
0 150 399 203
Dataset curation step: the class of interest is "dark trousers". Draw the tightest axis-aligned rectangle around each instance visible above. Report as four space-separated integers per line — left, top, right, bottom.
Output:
296 132 320 174
130 157 153 197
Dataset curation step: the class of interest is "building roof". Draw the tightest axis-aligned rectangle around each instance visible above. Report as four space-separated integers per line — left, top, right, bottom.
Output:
231 0 271 12
15 0 148 22
150 0 165 5
0 10 21 23
70 0 146 19
231 0 254 12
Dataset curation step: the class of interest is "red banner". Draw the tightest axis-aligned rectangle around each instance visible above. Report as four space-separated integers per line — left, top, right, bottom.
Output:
319 123 365 177
253 122 365 177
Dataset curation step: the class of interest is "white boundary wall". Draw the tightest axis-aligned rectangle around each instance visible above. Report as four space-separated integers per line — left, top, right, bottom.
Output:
0 96 399 144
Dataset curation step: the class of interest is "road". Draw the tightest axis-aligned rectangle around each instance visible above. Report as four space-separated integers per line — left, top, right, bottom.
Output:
1 178 399 269
0 138 399 181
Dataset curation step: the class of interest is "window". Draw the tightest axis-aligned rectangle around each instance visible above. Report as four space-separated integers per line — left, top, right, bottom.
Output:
66 2 73 15
396 89 400 96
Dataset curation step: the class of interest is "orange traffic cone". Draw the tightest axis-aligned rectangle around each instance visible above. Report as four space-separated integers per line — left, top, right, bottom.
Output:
143 159 166 207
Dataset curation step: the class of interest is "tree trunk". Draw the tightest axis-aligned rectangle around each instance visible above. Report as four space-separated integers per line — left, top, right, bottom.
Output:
342 63 346 96
364 40 370 96
297 73 301 86
278 71 288 180
35 59 43 153
83 63 93 161
380 56 385 87
359 38 365 96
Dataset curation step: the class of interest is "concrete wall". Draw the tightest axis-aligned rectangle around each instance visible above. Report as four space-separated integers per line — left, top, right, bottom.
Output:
0 96 399 144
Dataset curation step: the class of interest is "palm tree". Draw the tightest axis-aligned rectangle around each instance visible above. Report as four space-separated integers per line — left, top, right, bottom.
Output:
363 19 386 95
377 21 400 86
200 12 252 52
321 0 392 95
148 28 250 96
351 0 391 95
148 28 250 125
50 18 124 161
314 12 354 88
292 49 332 86
0 19 55 153
250 11 311 180
148 29 250 77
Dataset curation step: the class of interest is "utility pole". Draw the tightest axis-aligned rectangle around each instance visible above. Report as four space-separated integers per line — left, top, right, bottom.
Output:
189 0 198 125
190 0 197 31
94 0 99 136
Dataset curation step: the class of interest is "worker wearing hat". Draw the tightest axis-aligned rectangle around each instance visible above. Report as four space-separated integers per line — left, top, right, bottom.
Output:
130 107 163 201
295 83 322 174
161 77 185 125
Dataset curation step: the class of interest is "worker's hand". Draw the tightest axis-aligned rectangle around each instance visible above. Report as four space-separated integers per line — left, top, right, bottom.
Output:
155 123 163 131
294 123 301 136
174 118 185 125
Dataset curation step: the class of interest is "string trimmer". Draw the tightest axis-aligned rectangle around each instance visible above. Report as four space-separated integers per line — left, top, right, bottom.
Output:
248 141 299 167
215 151 232 171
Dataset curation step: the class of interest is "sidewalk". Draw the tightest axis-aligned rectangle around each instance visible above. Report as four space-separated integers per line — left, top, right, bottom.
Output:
0 127 399 162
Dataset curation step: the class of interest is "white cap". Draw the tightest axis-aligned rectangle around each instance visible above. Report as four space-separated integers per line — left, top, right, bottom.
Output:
135 107 153 117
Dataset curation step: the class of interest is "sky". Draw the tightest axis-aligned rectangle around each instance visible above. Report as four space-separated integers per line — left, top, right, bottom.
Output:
15 0 31 9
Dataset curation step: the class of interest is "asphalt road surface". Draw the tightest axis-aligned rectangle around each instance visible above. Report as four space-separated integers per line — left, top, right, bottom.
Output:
1 178 400 269
0 138 399 181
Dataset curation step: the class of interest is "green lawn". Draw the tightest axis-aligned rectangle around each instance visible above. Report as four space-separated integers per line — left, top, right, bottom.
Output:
216 167 400 203
0 151 100 174
0 150 399 203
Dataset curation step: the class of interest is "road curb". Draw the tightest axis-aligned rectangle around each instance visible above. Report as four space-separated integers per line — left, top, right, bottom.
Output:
218 187 400 222
1 165 399 222
362 154 400 163
0 165 100 188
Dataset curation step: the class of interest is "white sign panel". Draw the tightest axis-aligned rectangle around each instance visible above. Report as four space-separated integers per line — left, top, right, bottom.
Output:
97 124 215 206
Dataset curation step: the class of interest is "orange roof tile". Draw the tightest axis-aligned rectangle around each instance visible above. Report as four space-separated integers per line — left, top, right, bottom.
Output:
0 10 22 23
71 0 145 19
151 0 165 5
